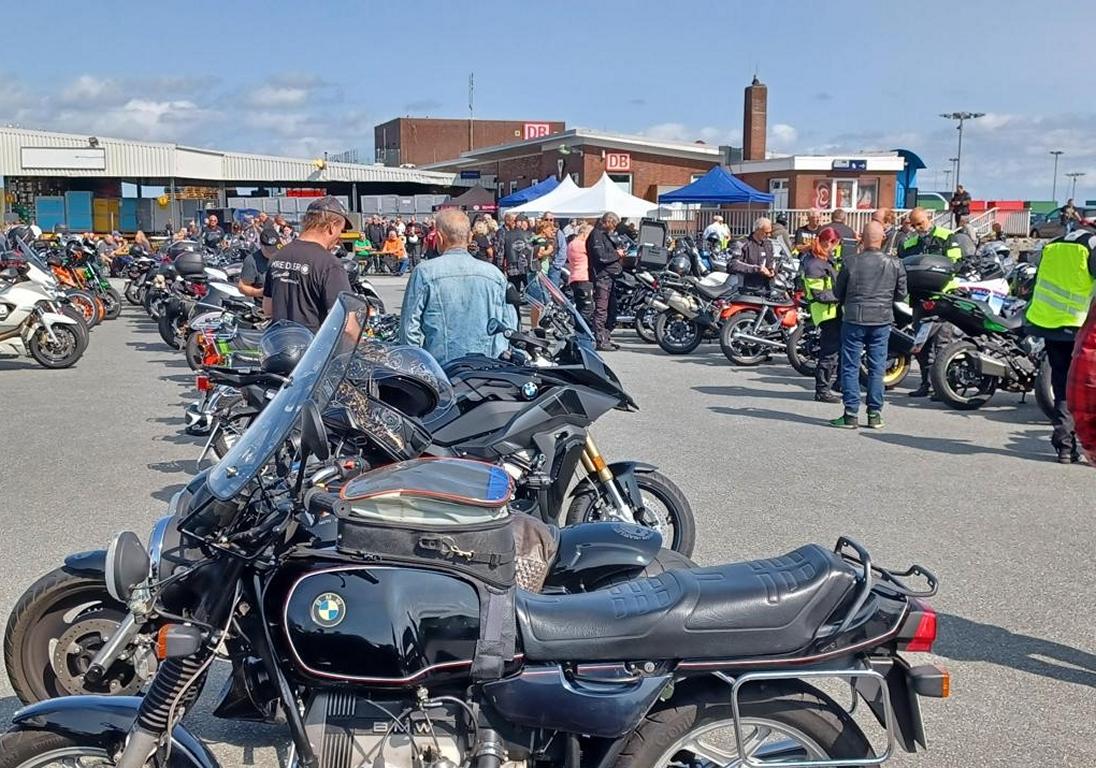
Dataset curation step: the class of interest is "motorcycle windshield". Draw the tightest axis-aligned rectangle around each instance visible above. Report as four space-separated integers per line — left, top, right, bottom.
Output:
525 272 596 342
207 293 369 500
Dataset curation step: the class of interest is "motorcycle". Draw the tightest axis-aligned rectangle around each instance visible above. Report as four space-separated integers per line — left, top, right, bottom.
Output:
651 269 740 355
0 258 88 368
2 293 947 768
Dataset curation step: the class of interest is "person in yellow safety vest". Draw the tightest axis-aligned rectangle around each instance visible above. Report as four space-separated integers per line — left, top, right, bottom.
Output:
1024 226 1096 463
898 207 963 262
801 227 843 402
902 207 963 397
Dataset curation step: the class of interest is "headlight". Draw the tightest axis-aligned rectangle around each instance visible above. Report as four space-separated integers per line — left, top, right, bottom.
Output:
104 531 151 602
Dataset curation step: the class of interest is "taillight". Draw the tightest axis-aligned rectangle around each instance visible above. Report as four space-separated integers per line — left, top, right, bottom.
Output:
921 299 936 312
195 374 212 392
898 599 937 652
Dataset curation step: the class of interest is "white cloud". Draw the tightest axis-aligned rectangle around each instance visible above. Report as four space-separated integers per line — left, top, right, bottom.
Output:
246 85 310 109
60 75 121 105
640 122 741 146
769 123 798 151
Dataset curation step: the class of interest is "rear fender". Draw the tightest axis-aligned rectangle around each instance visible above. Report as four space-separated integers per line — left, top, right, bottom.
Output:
63 549 107 579
721 303 757 320
12 695 217 768
855 657 928 753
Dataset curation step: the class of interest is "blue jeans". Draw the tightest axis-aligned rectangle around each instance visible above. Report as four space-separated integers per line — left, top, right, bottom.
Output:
840 322 891 414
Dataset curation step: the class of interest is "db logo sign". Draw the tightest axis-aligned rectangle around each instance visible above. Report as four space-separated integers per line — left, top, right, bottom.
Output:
606 153 631 172
523 123 550 140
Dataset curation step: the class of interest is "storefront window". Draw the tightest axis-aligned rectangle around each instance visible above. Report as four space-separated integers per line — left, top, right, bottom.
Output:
812 178 878 210
609 173 632 194
857 180 878 209
834 180 855 210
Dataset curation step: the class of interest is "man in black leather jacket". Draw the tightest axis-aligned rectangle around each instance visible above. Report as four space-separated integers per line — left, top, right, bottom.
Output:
830 221 907 429
587 212 623 350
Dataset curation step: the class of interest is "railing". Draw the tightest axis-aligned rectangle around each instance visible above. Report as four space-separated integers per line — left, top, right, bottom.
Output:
663 208 911 239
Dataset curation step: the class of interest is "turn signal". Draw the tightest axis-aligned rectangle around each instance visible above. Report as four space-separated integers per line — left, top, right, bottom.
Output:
155 624 203 660
195 374 212 392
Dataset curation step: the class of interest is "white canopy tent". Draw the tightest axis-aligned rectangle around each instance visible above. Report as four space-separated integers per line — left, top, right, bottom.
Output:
505 176 580 215
538 173 658 219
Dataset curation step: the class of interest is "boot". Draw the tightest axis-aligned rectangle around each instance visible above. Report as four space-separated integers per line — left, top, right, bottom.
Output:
814 390 842 403
908 382 931 398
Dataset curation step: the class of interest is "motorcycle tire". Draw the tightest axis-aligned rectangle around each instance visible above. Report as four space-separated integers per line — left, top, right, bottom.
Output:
565 469 696 557
720 310 770 366
124 280 141 305
366 295 386 315
67 291 100 329
3 568 134 705
61 307 91 345
0 730 118 768
611 680 873 768
786 323 819 377
27 323 86 369
930 339 998 410
100 287 123 320
860 353 912 391
93 297 107 326
655 311 704 355
157 312 184 350
634 305 658 344
212 412 254 459
1035 355 1055 421
185 332 204 371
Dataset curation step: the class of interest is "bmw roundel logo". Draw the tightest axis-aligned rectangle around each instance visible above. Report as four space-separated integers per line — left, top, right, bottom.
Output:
521 382 539 399
311 592 346 628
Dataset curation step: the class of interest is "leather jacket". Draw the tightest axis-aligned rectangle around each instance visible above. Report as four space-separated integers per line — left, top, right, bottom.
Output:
834 249 907 326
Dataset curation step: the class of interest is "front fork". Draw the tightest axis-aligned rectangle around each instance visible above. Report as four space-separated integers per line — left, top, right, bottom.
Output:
579 435 633 522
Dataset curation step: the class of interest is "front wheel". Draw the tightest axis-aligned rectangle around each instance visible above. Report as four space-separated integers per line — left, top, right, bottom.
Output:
184 332 205 371
930 339 998 410
157 312 184 349
27 324 86 369
0 730 114 768
612 681 873 768
565 469 696 556
720 310 770 365
860 352 912 390
100 288 122 320
3 568 136 704
655 311 704 354
786 323 819 376
66 291 100 329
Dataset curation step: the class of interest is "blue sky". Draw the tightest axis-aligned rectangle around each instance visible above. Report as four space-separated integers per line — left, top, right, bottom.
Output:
2 0 1094 200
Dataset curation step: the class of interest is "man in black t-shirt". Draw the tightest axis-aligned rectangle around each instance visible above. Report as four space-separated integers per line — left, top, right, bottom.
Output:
239 226 278 302
794 209 822 250
827 208 859 262
263 197 353 332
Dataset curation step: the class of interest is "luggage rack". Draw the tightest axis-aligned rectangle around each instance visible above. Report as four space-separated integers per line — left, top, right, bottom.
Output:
833 536 937 635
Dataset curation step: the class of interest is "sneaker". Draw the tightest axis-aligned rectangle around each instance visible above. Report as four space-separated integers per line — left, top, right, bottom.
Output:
866 411 885 429
829 413 858 429
1057 449 1073 465
814 390 842 403
908 385 931 398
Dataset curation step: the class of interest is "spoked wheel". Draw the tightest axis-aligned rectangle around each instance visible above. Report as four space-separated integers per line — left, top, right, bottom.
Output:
613 681 873 768
655 312 703 354
27 324 86 369
565 470 696 556
930 339 998 410
785 323 820 376
66 292 100 329
634 304 658 343
0 733 115 768
719 310 770 365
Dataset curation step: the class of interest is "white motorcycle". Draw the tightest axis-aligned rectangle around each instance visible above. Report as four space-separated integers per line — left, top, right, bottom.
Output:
0 261 87 368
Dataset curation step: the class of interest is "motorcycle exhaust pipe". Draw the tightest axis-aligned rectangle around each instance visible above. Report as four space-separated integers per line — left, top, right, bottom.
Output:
731 332 787 350
972 352 1009 378
666 295 699 319
649 298 670 312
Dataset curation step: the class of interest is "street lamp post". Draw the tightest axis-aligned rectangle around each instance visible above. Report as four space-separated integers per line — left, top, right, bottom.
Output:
947 157 959 188
1050 150 1064 203
940 112 985 188
1065 172 1086 201
942 168 952 191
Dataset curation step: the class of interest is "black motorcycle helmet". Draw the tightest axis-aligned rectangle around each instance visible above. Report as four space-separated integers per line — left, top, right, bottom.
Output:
165 240 202 260
259 321 315 377
259 226 280 247
668 253 691 276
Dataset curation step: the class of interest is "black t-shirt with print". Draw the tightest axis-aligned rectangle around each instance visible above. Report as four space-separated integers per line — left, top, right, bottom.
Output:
262 240 352 332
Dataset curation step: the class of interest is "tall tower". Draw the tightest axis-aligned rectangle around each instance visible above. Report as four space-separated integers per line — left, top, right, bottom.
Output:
742 76 767 162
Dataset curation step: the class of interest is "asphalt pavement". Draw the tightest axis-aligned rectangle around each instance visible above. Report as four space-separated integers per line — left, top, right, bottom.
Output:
0 276 1092 767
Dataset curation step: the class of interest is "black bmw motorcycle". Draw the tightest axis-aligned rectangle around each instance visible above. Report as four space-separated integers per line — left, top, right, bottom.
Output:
1 294 948 768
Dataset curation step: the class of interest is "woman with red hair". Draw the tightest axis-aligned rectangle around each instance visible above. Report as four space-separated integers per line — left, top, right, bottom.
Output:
801 227 843 401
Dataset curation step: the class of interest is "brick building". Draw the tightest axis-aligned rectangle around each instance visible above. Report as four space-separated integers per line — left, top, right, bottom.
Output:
424 128 734 202
374 118 566 167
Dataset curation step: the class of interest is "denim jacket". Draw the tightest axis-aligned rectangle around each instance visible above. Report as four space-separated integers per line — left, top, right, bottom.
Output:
399 248 518 364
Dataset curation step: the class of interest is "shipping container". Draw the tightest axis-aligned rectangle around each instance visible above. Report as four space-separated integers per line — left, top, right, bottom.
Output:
93 198 121 232
65 191 94 231
35 196 66 232
120 198 138 232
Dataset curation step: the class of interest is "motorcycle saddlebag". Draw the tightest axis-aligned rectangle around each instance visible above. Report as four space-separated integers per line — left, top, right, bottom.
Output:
335 457 516 588
174 250 206 278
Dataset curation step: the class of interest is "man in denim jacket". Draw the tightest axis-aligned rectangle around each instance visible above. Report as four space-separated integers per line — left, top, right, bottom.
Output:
400 209 518 365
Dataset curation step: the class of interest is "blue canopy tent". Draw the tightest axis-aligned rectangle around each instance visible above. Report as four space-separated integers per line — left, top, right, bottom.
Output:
658 166 773 205
498 176 560 208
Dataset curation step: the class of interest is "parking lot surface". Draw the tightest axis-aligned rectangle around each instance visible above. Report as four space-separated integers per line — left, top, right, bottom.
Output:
1 277 1092 767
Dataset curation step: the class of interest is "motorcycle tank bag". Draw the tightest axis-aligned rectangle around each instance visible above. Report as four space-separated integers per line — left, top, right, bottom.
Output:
174 250 206 278
903 253 955 295
336 457 517 679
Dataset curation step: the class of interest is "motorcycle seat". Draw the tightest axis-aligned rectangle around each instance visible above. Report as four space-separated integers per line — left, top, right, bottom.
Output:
687 275 738 301
516 544 857 662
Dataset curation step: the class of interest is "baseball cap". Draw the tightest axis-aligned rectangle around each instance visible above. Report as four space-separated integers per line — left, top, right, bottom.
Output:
306 196 352 230
259 226 280 247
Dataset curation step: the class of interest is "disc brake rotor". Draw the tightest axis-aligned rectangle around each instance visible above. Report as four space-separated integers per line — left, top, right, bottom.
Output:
51 617 140 696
